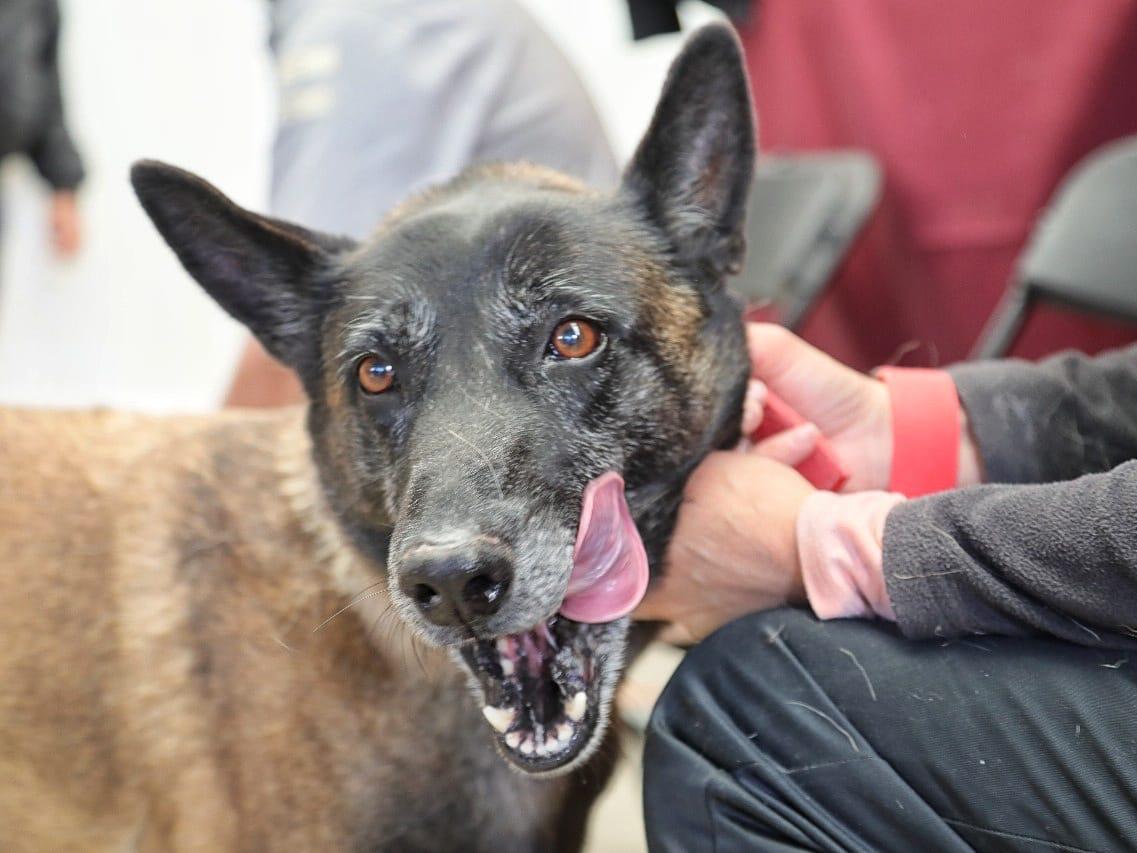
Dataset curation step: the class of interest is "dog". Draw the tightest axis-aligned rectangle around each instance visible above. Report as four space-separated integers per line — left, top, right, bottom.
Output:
0 24 754 851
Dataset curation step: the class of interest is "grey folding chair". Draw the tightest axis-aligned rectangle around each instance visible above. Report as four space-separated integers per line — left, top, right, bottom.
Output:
731 151 881 330
972 137 1137 359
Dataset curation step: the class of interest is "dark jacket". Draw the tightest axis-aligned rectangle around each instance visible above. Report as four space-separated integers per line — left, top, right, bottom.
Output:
884 346 1137 649
0 0 83 190
624 0 753 40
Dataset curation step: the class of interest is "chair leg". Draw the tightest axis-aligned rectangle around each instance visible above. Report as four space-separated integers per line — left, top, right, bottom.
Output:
971 285 1031 359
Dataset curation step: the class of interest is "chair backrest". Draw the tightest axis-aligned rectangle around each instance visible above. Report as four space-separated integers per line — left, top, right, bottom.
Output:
972 136 1137 359
1020 136 1137 321
732 151 881 330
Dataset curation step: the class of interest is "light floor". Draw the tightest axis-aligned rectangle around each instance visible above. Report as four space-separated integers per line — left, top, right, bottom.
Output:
583 643 685 852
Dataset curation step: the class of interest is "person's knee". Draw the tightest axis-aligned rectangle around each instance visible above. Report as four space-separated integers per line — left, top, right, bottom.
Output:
647 607 820 749
646 607 905 773
643 608 865 848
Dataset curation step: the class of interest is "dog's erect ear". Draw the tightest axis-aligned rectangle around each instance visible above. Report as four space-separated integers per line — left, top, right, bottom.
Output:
623 24 755 280
131 160 355 371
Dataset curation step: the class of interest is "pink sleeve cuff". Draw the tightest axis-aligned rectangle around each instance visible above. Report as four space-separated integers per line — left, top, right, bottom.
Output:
797 490 904 621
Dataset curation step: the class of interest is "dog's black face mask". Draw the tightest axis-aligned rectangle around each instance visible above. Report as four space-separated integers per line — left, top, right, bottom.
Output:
133 24 754 775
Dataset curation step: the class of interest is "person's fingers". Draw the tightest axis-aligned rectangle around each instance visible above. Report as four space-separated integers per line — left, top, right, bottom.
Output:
54 227 79 258
658 621 696 646
739 379 767 438
634 579 701 636
745 323 803 384
631 585 670 622
50 192 82 259
746 322 856 392
746 322 879 440
749 422 820 466
633 594 700 645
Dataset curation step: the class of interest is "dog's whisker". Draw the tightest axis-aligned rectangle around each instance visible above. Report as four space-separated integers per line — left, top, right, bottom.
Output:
455 384 500 420
411 634 428 677
312 589 390 633
366 607 400 658
368 606 419 678
348 579 387 600
443 427 506 499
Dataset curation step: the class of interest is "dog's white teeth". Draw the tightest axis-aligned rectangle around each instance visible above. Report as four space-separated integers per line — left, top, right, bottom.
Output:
505 731 522 749
500 656 515 677
482 705 515 734
520 737 535 756
567 691 587 722
541 621 558 650
496 637 513 655
544 734 559 753
556 723 573 743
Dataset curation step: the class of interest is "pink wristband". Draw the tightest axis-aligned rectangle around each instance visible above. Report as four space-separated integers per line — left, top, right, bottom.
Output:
875 367 961 498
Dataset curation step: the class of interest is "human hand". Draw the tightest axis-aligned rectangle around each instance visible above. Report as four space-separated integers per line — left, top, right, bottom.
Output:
746 323 892 491
634 450 815 645
50 191 81 258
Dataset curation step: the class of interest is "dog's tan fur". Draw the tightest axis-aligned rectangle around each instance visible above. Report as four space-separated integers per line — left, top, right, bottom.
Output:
0 406 576 851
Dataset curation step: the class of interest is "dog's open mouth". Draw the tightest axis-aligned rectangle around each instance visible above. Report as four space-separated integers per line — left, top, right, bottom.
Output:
460 615 608 772
459 471 649 772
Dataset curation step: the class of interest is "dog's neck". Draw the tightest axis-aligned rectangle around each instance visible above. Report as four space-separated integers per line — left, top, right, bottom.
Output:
265 407 449 677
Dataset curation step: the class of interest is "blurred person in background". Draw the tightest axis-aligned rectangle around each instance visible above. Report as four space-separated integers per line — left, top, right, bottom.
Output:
227 0 619 406
0 0 84 263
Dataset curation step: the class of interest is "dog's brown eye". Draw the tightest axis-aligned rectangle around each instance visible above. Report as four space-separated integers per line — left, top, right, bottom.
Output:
549 319 602 360
357 356 395 394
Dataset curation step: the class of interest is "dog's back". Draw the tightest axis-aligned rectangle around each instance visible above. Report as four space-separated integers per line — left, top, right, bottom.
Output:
0 408 143 847
0 408 315 848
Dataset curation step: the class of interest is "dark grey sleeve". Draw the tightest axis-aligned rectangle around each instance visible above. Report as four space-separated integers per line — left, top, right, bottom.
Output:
882 461 1137 649
881 345 1137 647
948 345 1137 484
27 0 83 191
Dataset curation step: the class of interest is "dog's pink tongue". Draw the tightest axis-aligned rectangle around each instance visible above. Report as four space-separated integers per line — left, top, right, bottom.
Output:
560 472 649 623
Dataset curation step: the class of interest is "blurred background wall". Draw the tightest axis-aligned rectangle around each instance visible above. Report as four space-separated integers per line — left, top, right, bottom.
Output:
0 0 722 412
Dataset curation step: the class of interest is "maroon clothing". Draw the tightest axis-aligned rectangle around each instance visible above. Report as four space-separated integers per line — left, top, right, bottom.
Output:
740 0 1137 369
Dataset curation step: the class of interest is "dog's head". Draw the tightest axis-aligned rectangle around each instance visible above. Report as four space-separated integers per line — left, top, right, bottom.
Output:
133 25 753 774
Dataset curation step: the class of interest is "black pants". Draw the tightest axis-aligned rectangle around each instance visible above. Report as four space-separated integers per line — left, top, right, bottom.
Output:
644 608 1137 852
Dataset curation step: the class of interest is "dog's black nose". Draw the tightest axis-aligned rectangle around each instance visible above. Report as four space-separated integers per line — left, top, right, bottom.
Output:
400 548 512 627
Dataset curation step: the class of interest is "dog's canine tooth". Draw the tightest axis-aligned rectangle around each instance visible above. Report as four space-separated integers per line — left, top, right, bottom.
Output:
540 621 558 650
505 731 522 749
482 705 515 734
566 691 587 722
520 737 535 756
500 656 515 677
496 637 513 656
544 734 558 753
556 723 573 743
